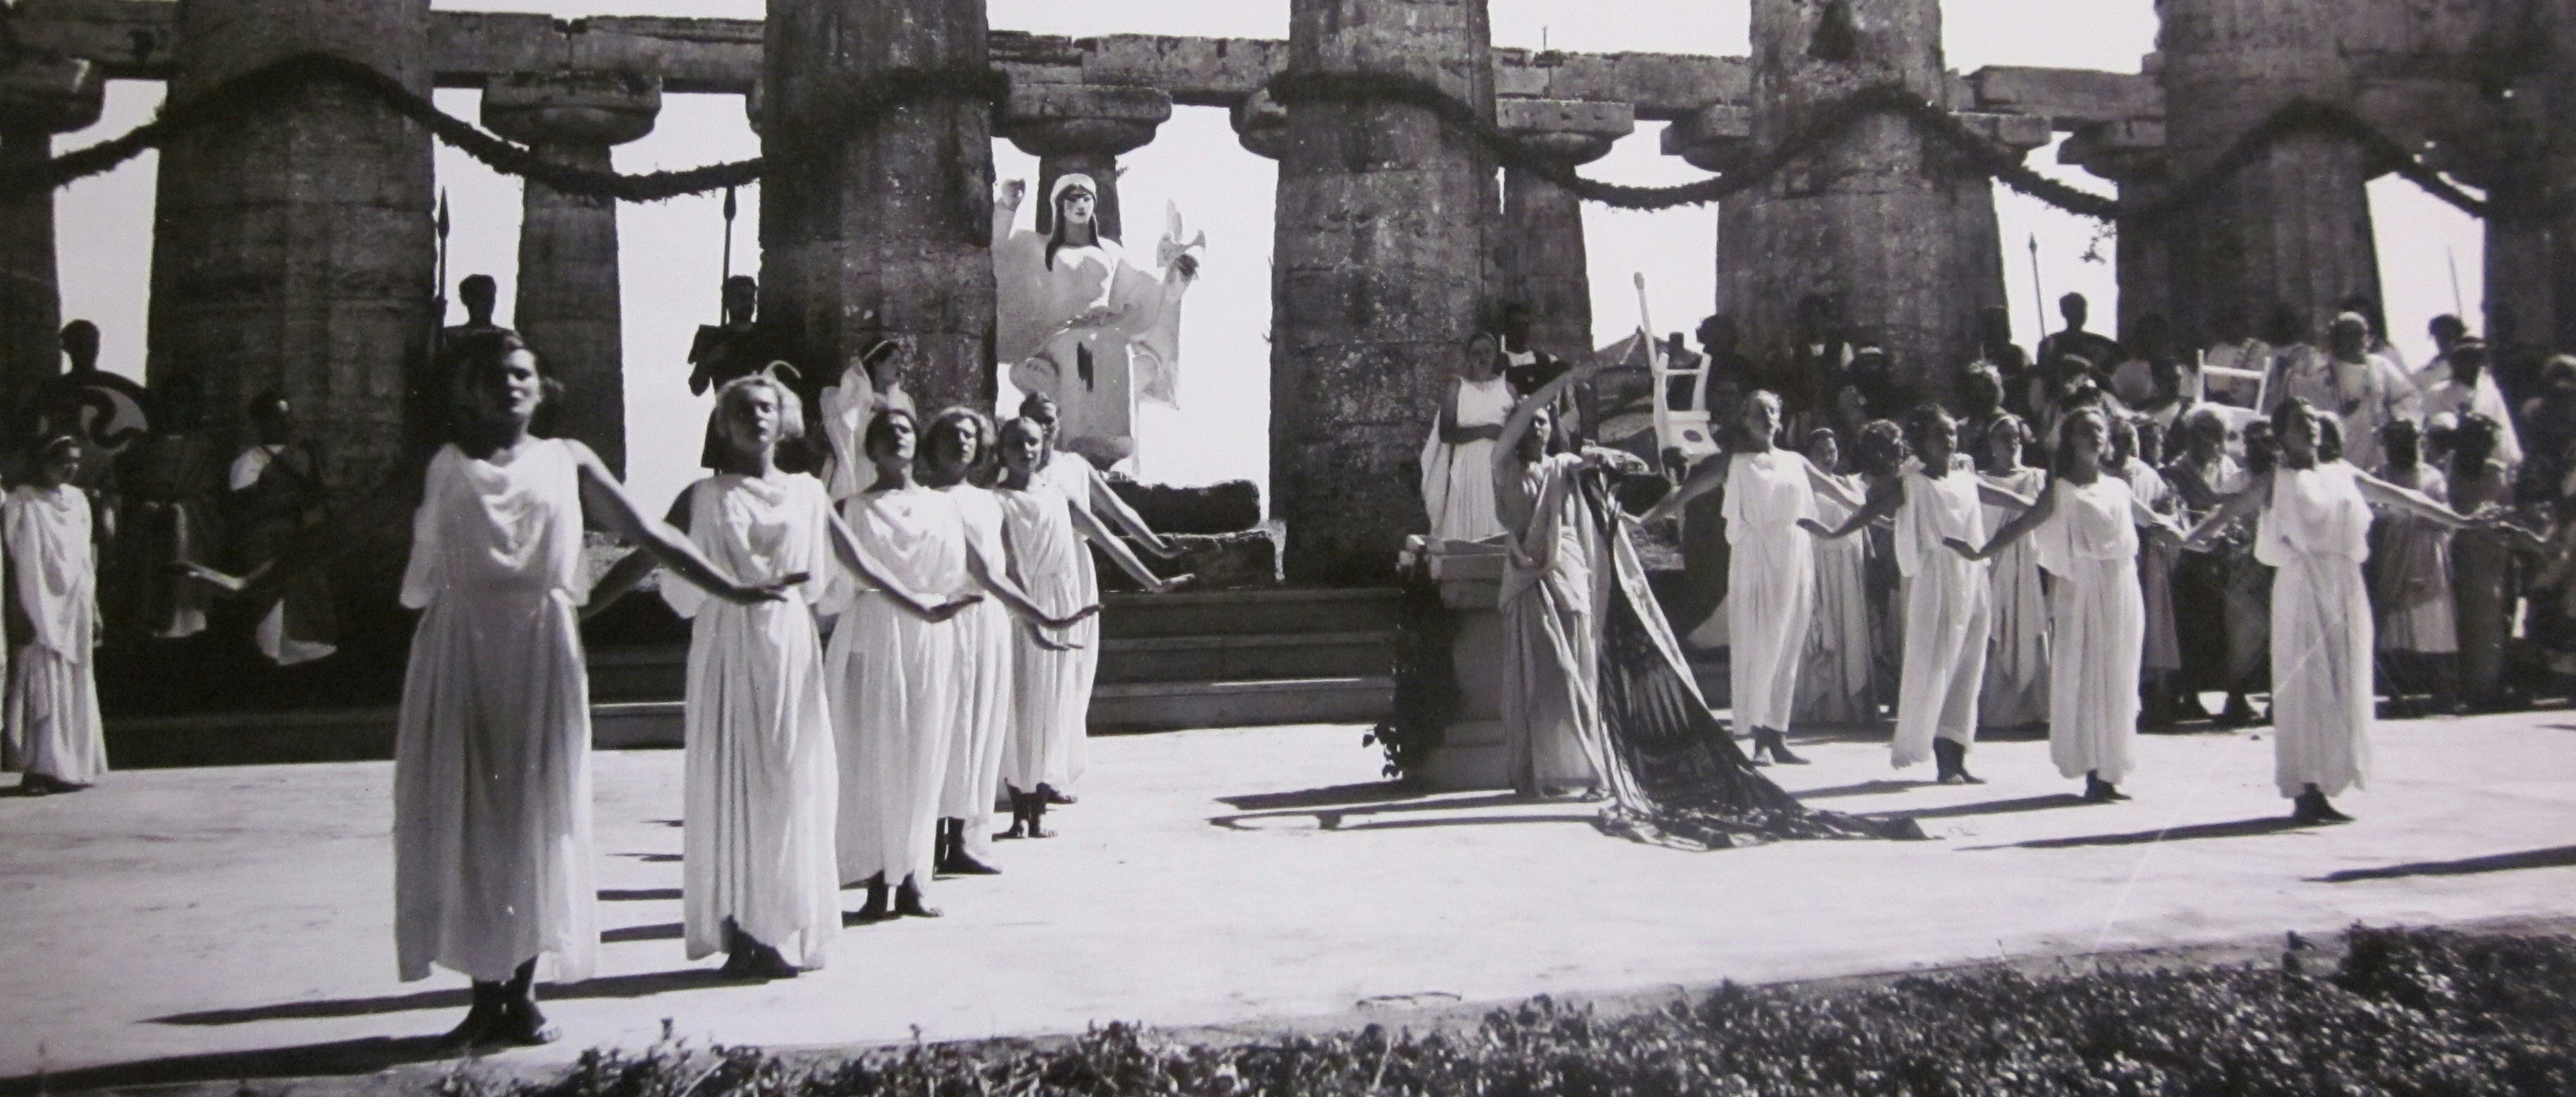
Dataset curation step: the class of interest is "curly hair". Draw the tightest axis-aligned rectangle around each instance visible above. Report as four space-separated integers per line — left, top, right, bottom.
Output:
1900 403 1957 465
1851 418 1909 479
709 371 807 451
923 405 1000 486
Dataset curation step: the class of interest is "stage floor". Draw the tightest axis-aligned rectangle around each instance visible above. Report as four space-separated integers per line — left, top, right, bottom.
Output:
5 713 2574 1091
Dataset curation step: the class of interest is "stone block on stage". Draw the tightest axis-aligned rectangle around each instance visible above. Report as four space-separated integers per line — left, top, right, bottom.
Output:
1419 538 1511 792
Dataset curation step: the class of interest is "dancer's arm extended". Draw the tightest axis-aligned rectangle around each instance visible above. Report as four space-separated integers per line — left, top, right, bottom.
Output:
964 533 1101 631
583 485 695 619
574 449 783 606
2180 473 2269 552
2354 471 2486 531
1951 478 2061 562
1070 501 1192 594
822 507 982 622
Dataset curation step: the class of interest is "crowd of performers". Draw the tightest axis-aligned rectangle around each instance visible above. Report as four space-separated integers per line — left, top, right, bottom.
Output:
1424 292 2568 837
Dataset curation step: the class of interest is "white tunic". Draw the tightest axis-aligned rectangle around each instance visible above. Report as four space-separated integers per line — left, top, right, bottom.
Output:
2257 463 2375 798
4 485 99 786
1498 454 1606 792
2032 476 2146 783
1722 450 1820 733
662 473 840 969
393 441 597 983
1419 376 1514 543
826 487 966 887
1795 472 1874 727
1978 466 2050 730
999 475 1097 792
939 483 1014 858
1890 461 1992 766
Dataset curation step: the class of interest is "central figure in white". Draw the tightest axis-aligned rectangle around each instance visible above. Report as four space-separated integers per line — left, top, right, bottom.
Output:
992 174 1201 471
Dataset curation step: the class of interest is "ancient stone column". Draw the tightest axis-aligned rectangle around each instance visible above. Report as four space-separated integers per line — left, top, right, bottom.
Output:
147 0 437 503
2156 0 2377 344
1271 0 1494 586
2063 119 2175 343
1721 0 2019 401
999 83 1171 243
0 56 102 398
1716 0 2017 402
482 72 661 478
760 0 996 413
1496 99 1630 361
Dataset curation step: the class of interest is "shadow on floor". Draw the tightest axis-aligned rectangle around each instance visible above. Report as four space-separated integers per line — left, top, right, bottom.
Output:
0 1034 465 1095
2314 844 2576 883
1208 792 1575 832
1967 816 2316 851
1869 794 2094 823
1215 782 1420 812
1786 779 1934 801
147 968 723 1027
600 887 683 902
616 852 683 863
601 922 684 944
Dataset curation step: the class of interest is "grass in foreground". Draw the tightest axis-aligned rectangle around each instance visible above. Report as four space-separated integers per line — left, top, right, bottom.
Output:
450 925 2576 1097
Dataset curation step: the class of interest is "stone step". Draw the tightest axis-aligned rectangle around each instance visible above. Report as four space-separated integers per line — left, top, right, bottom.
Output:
1088 676 1394 734
1095 630 1394 685
1097 587 1403 640
94 704 693 769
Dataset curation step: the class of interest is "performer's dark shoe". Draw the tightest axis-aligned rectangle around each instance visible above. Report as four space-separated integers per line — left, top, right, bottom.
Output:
731 943 798 981
894 878 941 918
1932 740 1982 784
2082 772 2129 803
1039 784 1078 806
995 793 1031 840
439 982 503 1049
1754 729 1808 765
489 996 558 1046
2290 790 2351 825
850 878 891 923
941 848 1003 875
2216 693 2257 727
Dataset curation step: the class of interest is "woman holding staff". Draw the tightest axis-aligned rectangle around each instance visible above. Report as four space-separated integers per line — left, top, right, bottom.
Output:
2182 398 2490 823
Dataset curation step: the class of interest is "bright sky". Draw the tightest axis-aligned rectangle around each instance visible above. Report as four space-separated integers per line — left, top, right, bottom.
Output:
51 0 2484 516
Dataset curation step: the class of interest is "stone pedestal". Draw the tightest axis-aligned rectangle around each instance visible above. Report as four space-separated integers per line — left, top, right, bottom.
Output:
2157 0 2377 344
999 83 1171 243
146 0 436 507
760 0 996 413
1712 0 2019 403
0 56 102 399
2063 119 2175 342
482 72 661 478
1271 0 1494 586
1497 99 1630 363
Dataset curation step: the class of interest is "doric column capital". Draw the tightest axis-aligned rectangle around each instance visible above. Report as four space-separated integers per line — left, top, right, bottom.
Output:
1497 99 1632 166
1955 110 2056 156
1659 102 1751 172
999 83 1171 159
0 55 104 135
2059 117 2168 186
1230 89 1288 160
482 71 663 149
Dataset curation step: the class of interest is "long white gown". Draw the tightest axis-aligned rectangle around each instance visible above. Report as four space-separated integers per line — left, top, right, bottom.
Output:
2032 476 2146 783
998 474 1097 794
662 473 840 970
1978 466 2050 730
393 440 597 983
4 485 99 787
994 180 1194 468
826 486 965 889
1499 453 1606 792
1794 473 1874 727
939 483 1013 860
1890 461 1992 768
1723 450 1821 734
2258 463 2375 799
1419 376 1514 543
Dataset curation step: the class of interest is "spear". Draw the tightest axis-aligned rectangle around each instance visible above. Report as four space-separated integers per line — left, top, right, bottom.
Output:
435 190 451 307
2446 246 2465 319
720 186 738 319
2027 234 2047 358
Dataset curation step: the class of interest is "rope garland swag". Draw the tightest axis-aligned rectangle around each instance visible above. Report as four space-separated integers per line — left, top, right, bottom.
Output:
0 49 2494 226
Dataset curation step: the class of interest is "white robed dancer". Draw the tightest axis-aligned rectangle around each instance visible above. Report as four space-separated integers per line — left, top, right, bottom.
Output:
826 408 984 921
585 374 891 980
2185 396 2489 823
1808 406 2031 784
1644 391 1867 765
993 175 1200 470
1420 332 1514 542
1793 428 1876 729
818 339 915 502
1958 406 2175 801
1975 415 2050 732
396 332 783 1047
999 392 1190 823
918 407 1100 871
3 437 101 794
